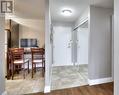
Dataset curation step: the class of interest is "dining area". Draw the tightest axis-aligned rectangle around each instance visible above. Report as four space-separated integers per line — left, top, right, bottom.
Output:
5 48 45 95
6 48 45 80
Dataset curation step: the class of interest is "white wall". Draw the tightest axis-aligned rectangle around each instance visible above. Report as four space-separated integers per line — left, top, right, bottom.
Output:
0 15 5 95
6 17 45 48
44 0 52 93
114 0 119 95
89 6 113 80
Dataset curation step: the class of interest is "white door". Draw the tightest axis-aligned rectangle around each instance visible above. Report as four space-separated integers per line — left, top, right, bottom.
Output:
53 26 72 66
77 27 89 65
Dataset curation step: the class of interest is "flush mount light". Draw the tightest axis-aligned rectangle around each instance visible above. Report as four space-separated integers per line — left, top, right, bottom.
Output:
61 9 72 16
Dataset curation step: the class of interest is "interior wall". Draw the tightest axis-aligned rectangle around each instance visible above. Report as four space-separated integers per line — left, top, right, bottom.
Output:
114 0 119 95
6 17 45 48
44 0 52 93
19 19 45 48
89 6 113 80
0 15 5 94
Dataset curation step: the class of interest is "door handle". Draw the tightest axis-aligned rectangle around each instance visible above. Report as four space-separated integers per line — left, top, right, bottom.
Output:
67 43 71 48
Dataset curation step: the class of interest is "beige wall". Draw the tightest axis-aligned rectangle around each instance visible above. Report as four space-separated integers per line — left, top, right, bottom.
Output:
6 17 45 48
0 16 5 95
18 19 45 48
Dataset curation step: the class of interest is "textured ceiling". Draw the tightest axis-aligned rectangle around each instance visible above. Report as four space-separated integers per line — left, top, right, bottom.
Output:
50 0 89 23
9 0 113 20
50 0 113 23
90 0 113 8
14 0 45 19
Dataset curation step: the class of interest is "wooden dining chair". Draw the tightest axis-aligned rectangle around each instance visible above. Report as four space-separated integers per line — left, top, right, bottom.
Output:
10 48 29 80
31 48 45 78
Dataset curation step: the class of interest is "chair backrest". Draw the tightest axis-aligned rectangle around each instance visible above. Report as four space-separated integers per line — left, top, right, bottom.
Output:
31 48 45 60
10 48 24 61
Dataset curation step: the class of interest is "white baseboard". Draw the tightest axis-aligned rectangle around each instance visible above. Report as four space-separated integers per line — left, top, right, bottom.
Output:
44 86 51 93
52 63 73 67
88 77 113 86
2 91 7 95
75 62 88 65
52 63 88 67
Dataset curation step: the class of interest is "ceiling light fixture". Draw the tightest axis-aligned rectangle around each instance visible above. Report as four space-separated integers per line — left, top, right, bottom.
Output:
61 9 72 16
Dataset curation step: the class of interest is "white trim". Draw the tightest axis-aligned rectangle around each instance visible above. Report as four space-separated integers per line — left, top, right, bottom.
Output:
88 77 113 85
74 17 88 30
52 63 73 67
52 63 88 67
2 91 7 95
44 86 51 93
75 62 88 65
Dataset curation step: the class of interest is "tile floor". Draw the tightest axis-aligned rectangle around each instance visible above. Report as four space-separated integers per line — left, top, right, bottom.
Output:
51 65 88 90
6 65 88 95
6 69 44 95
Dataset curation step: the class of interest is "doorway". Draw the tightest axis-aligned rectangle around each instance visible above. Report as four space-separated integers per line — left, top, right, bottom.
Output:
5 0 45 95
51 21 89 90
50 0 89 90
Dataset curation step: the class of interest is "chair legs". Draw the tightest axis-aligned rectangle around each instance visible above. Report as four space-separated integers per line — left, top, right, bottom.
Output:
32 62 34 78
34 63 36 73
11 62 30 80
32 63 36 78
23 61 30 79
23 63 26 79
28 61 30 74
42 67 45 77
32 63 45 78
42 59 45 77
41 60 45 77
11 63 14 80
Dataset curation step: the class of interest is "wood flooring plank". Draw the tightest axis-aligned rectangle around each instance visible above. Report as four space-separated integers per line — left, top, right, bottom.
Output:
25 83 113 95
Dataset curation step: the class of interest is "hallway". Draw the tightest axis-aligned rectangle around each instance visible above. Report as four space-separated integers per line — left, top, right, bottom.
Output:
51 65 88 90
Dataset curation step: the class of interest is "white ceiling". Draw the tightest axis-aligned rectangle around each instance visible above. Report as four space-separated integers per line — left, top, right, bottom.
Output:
50 0 89 23
14 0 45 19
50 0 113 23
90 0 113 8
10 0 113 20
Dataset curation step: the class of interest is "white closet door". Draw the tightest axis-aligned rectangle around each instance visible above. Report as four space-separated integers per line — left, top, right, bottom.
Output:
53 26 72 66
77 28 89 65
